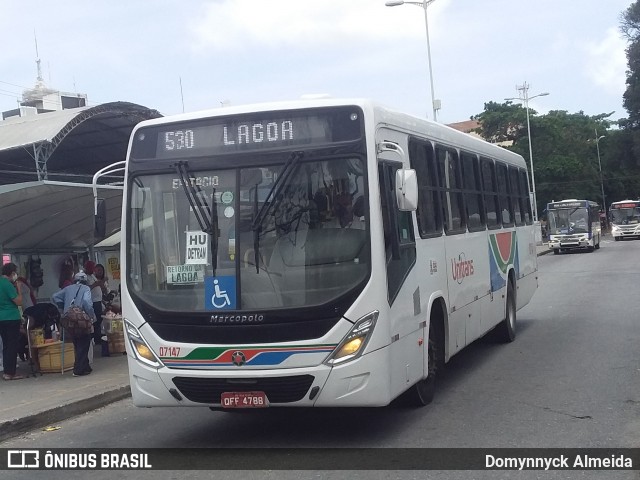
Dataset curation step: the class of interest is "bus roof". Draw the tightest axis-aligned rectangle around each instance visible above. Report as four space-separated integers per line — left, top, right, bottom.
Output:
130 98 525 166
547 199 599 208
610 199 640 204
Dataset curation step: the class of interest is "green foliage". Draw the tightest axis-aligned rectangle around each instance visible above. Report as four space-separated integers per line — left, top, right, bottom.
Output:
622 42 640 128
621 1 640 40
471 103 639 215
472 101 528 144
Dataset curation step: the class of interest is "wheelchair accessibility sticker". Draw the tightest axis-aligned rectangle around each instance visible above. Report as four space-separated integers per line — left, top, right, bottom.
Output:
205 276 236 310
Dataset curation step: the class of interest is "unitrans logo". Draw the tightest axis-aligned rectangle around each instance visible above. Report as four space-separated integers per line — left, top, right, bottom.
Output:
451 253 474 284
8 450 39 468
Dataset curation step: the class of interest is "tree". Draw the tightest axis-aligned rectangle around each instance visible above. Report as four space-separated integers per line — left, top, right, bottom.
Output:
471 101 527 144
472 103 634 214
621 0 640 166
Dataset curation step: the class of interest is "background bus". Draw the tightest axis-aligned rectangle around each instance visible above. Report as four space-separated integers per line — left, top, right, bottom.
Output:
546 199 602 254
609 199 640 241
108 99 538 410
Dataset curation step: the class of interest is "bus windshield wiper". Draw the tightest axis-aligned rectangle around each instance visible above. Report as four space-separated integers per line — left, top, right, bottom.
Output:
251 151 303 273
173 161 218 272
174 161 214 234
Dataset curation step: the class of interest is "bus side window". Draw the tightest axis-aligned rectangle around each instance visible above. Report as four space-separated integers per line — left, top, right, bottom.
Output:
519 169 533 225
509 166 523 226
436 146 466 235
461 152 485 231
378 162 416 305
496 161 513 227
409 137 443 237
481 157 500 229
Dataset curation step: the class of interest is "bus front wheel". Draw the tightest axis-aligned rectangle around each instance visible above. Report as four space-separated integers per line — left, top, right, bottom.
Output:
400 315 443 407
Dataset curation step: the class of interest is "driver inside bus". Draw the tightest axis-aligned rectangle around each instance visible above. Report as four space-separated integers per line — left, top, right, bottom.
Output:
333 190 354 228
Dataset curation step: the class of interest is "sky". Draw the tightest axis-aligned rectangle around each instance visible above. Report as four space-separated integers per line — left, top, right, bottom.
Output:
0 0 634 125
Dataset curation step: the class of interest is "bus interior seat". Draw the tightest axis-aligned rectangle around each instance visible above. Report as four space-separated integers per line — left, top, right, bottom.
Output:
268 228 368 305
239 246 283 309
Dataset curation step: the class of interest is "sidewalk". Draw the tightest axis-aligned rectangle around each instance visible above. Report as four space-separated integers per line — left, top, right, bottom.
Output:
0 350 130 443
0 247 553 443
537 242 552 256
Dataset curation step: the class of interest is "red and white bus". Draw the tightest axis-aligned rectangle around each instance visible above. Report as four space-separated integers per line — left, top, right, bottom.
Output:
610 199 640 241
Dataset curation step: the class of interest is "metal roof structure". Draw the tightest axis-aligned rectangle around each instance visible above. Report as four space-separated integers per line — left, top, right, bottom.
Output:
0 101 161 185
0 101 161 252
0 181 123 252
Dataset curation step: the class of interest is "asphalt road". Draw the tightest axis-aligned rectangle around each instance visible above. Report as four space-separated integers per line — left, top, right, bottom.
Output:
3 237 640 480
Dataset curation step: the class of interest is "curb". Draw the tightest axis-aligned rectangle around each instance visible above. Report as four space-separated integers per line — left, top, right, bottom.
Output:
0 385 131 443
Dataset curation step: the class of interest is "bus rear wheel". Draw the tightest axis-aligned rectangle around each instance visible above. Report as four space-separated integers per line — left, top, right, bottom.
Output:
492 280 516 343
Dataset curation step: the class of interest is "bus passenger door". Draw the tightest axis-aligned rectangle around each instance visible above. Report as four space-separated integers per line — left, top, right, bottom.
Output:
377 159 424 394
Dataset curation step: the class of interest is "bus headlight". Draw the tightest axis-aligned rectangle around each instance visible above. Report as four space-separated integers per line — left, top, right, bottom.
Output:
611 225 619 232
124 318 163 368
325 311 378 366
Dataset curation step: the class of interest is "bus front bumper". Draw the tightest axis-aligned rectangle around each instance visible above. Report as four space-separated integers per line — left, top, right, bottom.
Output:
611 227 640 239
548 237 591 250
127 345 393 408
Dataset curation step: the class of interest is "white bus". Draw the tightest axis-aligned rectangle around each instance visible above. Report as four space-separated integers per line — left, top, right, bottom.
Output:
610 199 640 241
546 199 602 254
109 99 538 409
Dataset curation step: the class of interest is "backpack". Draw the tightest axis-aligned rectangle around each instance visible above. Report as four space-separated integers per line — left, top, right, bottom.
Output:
60 287 93 339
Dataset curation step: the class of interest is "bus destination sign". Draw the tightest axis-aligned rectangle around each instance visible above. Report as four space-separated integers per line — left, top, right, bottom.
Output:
548 201 584 209
611 203 639 209
132 107 363 160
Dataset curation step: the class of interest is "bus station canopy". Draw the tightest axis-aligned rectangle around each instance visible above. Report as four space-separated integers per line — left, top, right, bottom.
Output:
0 181 123 253
0 101 161 252
0 101 161 185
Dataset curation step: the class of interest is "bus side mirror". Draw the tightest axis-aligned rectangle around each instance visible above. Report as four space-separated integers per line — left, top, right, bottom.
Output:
395 168 418 211
95 198 107 239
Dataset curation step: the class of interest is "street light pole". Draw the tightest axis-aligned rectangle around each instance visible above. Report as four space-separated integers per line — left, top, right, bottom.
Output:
385 0 440 121
594 129 606 213
523 87 537 222
505 82 549 223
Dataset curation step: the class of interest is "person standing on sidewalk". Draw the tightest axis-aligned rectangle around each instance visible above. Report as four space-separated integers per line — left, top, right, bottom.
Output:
52 272 96 377
85 261 107 345
0 262 24 381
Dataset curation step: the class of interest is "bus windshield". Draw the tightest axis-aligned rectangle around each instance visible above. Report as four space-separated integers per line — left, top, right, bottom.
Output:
547 207 589 234
127 156 370 313
610 206 640 225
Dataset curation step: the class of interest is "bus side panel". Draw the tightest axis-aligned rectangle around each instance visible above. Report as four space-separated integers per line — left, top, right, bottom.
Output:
414 233 449 364
516 224 537 310
443 229 492 351
481 230 517 333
